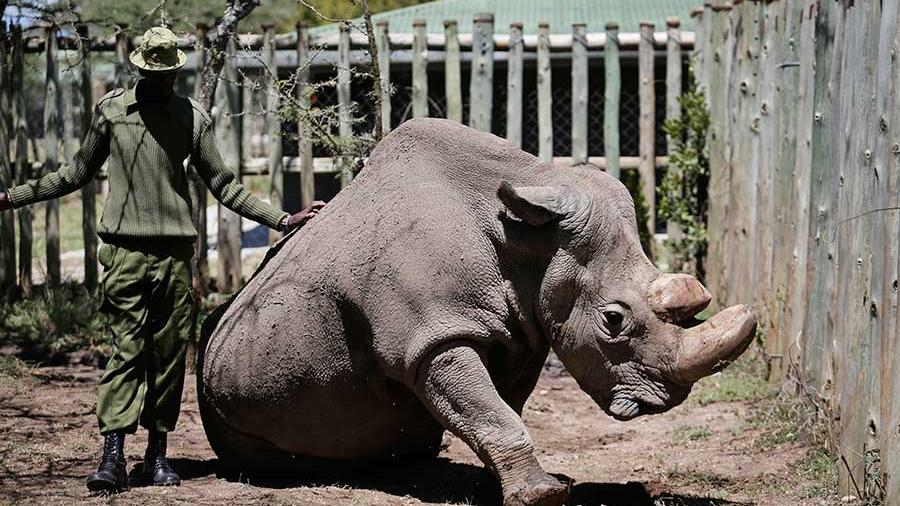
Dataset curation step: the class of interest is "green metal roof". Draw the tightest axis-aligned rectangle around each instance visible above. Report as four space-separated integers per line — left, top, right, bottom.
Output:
311 0 699 35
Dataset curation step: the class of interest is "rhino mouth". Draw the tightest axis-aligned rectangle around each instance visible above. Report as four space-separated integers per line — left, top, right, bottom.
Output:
606 389 671 421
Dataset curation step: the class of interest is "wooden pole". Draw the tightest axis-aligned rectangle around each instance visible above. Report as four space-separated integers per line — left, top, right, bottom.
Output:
44 25 62 286
264 23 283 244
338 22 353 188
214 37 242 293
665 17 682 242
114 26 131 90
412 19 428 118
376 20 392 134
470 13 494 132
11 26 30 296
638 21 657 237
506 22 524 146
296 22 315 208
0 22 16 298
444 20 462 123
77 24 98 293
191 22 210 291
571 22 588 165
537 22 553 162
604 22 621 179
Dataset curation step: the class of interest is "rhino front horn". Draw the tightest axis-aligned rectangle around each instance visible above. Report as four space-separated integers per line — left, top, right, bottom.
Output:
648 273 712 323
671 304 757 384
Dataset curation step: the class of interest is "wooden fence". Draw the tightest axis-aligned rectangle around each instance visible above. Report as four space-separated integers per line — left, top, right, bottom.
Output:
696 0 900 502
0 16 694 295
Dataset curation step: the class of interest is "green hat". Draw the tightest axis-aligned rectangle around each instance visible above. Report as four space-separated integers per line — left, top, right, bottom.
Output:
129 27 187 72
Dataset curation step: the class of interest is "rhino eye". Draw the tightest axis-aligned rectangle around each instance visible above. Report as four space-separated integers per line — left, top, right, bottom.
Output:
600 303 631 337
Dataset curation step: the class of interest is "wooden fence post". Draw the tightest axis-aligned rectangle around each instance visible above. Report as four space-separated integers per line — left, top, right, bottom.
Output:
264 23 284 244
571 23 588 165
214 37 243 293
412 19 428 118
11 26 30 296
665 18 682 243
604 22 621 179
44 25 62 286
638 21 656 239
0 22 16 298
296 21 315 208
376 20 392 134
444 20 462 123
537 22 552 162
470 13 494 132
114 26 131 89
338 22 353 188
506 22 524 146
77 24 98 293
191 22 210 289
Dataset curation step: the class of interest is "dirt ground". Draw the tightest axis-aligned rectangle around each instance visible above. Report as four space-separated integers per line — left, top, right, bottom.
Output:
0 361 836 506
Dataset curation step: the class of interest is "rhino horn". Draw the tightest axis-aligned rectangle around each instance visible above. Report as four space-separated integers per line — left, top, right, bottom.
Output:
671 304 757 384
648 273 712 323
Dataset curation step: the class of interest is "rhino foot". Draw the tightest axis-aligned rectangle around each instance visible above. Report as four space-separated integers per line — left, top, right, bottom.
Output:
504 472 568 506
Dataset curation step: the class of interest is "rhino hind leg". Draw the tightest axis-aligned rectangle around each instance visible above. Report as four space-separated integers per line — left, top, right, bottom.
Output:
415 343 567 506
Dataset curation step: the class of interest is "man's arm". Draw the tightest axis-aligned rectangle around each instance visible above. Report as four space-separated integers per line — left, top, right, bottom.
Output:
193 121 325 232
1 105 110 211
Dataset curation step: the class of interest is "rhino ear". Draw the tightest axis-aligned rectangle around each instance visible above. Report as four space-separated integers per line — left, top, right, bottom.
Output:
497 181 582 226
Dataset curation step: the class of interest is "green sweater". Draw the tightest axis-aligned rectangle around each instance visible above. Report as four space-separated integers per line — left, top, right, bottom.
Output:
7 81 288 242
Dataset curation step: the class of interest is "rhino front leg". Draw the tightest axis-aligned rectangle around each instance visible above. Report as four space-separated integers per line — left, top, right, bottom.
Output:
415 344 567 506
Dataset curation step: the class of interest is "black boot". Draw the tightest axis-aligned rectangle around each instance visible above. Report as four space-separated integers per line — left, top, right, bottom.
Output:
143 431 180 486
86 431 127 493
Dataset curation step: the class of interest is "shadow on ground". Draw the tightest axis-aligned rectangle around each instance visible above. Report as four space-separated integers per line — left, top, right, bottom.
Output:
163 458 747 506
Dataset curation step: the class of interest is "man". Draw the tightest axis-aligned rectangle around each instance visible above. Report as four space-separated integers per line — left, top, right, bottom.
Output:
0 26 324 492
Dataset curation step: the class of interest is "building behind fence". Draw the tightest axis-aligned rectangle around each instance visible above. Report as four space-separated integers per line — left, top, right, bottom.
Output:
0 12 695 295
697 0 900 502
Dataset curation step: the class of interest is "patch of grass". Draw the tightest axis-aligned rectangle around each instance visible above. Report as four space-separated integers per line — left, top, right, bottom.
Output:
794 447 838 499
0 282 109 363
672 424 712 444
0 355 33 394
689 354 774 407
744 387 824 450
663 468 735 496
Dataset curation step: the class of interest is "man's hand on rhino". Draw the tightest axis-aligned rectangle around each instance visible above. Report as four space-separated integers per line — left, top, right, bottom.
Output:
0 192 10 212
283 201 326 231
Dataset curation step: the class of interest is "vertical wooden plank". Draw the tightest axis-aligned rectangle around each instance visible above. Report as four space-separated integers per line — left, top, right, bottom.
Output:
690 8 705 77
665 17 683 242
537 22 552 162
191 22 210 289
214 37 242 293
506 22 524 146
638 21 656 240
44 26 62 286
77 24 98 293
296 22 315 208
0 21 16 298
571 23 588 165
114 26 131 90
469 13 494 132
883 3 900 503
604 22 621 179
834 0 877 492
444 20 462 123
786 0 817 382
412 20 428 119
867 0 898 496
11 26 31 296
264 23 283 244
376 20 392 134
338 22 353 188
705 3 734 309
699 2 715 96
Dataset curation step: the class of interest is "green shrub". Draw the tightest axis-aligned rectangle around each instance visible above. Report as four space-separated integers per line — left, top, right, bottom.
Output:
659 72 710 280
0 283 109 363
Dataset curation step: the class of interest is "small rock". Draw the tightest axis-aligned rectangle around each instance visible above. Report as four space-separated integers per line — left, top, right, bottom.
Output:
840 495 858 503
632 464 644 472
539 390 548 395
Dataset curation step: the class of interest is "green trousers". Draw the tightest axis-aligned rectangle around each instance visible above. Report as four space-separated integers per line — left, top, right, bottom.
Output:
96 239 194 434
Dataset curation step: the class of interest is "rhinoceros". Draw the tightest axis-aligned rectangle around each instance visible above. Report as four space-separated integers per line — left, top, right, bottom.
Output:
197 118 756 506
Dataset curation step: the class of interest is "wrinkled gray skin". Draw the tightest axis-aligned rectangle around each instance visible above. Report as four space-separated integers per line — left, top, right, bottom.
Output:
198 119 756 506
